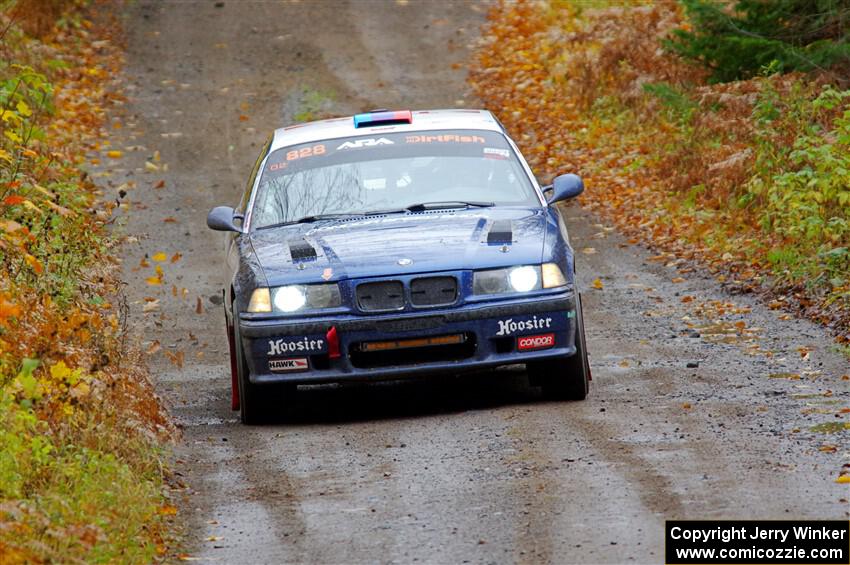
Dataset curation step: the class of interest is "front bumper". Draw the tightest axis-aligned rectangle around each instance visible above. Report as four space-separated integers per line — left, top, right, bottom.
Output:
238 292 577 384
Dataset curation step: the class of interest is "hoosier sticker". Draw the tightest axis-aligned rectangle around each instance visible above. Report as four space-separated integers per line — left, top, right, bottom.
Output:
267 336 325 356
269 358 309 372
495 315 553 336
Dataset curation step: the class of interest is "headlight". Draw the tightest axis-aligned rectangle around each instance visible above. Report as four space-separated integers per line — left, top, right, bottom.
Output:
474 265 542 295
247 284 340 313
508 265 539 292
274 286 307 312
473 263 568 296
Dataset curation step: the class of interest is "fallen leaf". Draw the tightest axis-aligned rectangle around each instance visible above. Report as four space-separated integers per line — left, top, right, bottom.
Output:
165 350 185 369
152 252 168 262
592 278 603 290
671 277 685 283
145 276 162 286
195 297 204 314
836 475 850 484
106 150 122 158
25 254 43 274
0 297 22 325
44 200 73 216
154 180 166 189
20 200 42 217
146 340 161 355
171 252 182 263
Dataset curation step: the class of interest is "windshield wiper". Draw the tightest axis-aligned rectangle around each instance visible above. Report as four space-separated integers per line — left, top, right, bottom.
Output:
256 213 356 230
361 208 408 216
256 201 496 230
405 200 495 212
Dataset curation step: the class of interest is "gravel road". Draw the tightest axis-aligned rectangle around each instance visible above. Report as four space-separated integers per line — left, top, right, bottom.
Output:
104 1 849 562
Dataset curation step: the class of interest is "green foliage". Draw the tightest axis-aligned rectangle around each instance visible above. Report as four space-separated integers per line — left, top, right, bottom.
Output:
0 65 53 176
643 81 698 125
293 87 335 123
669 0 850 82
0 7 176 562
1 63 105 306
0 383 167 562
746 83 850 286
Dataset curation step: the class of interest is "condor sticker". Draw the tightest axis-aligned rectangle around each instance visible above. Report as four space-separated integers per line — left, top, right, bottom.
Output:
269 358 309 372
266 336 326 356
517 333 555 351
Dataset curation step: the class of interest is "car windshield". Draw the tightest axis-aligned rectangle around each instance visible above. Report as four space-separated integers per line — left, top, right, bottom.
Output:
250 129 538 229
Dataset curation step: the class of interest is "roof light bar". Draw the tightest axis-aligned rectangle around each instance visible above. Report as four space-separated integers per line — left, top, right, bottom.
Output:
353 110 412 128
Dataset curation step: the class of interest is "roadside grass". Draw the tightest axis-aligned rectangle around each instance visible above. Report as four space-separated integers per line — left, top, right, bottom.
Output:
292 87 336 123
1 2 176 562
469 1 850 342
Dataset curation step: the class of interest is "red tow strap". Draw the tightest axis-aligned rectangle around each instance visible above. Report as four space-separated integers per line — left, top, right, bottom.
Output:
326 326 341 359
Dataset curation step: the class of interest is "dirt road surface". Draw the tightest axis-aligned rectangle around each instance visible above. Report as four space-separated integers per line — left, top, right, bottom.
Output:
104 1 849 562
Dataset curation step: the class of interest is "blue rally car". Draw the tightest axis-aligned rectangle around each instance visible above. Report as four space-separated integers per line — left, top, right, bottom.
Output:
207 109 590 424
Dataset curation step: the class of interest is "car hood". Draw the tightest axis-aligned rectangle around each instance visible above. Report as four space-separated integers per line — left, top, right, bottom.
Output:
249 207 548 285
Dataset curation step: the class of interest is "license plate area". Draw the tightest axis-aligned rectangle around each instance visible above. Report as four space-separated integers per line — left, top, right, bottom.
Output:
358 333 466 353
349 333 475 369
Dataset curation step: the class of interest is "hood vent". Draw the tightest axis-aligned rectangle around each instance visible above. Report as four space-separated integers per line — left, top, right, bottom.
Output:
289 239 317 261
486 220 513 244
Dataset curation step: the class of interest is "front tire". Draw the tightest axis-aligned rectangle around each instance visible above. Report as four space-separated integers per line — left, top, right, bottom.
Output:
233 306 267 424
530 293 590 400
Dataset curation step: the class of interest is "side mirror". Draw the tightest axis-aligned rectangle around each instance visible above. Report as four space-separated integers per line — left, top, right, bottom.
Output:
207 206 241 232
547 173 584 205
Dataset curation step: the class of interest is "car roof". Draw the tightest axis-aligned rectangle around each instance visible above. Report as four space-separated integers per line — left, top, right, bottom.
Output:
269 109 505 152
